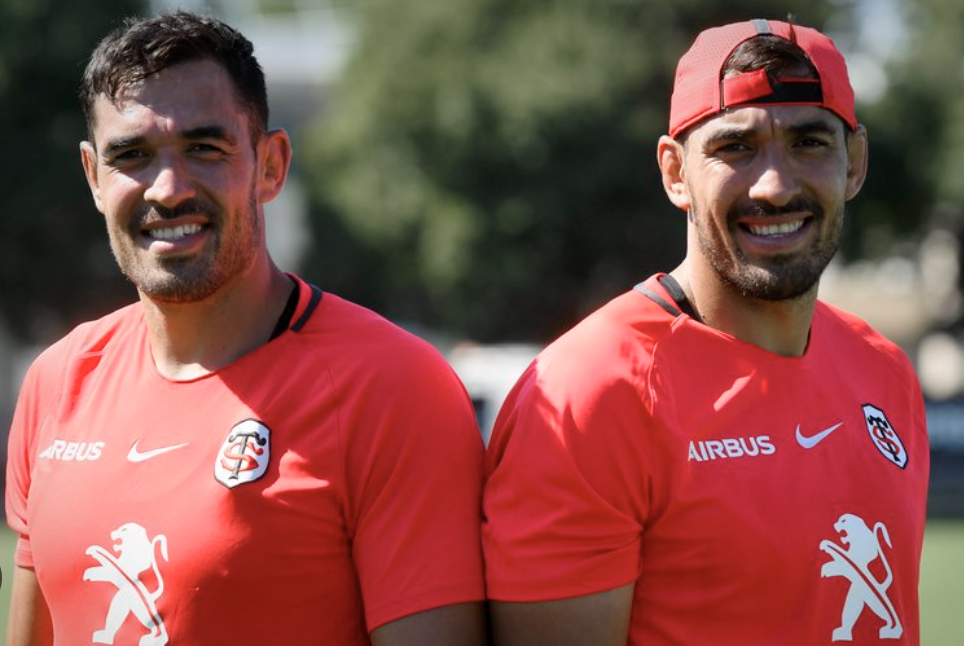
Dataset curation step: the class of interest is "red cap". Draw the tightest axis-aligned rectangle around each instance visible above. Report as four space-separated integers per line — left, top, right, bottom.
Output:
668 19 857 138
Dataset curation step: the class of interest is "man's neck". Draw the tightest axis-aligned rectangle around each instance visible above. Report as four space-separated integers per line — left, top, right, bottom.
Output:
670 261 818 357
139 261 294 380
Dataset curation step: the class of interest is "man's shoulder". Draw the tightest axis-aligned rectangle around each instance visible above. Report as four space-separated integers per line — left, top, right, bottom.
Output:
16 302 143 405
814 300 914 369
546 281 679 359
33 302 143 368
520 282 677 399
300 290 439 351
816 300 902 348
293 288 457 382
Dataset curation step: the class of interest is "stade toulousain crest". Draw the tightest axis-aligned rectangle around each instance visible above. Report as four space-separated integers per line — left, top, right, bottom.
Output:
862 404 907 469
214 419 271 488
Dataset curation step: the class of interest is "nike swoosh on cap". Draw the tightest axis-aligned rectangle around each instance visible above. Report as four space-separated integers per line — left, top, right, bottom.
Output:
127 440 190 462
795 423 843 449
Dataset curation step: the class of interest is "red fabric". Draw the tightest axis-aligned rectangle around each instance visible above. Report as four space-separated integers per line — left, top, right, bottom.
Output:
483 274 929 644
6 275 485 644
721 68 773 104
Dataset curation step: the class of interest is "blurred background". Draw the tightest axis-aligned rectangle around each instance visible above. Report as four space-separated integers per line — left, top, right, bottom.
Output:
0 0 961 641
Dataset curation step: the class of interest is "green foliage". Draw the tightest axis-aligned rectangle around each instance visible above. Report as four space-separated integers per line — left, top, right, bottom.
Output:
0 0 147 343
301 0 838 342
897 0 964 208
846 0 964 326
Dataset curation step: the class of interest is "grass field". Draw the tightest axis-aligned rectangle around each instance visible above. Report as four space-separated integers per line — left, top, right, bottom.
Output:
0 521 960 641
920 519 964 645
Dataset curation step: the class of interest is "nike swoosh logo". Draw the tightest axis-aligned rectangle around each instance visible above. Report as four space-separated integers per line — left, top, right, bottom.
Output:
795 423 843 449
127 441 190 462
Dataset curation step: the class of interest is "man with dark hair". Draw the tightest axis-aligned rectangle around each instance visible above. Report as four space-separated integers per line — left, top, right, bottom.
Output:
6 11 486 645
482 19 929 645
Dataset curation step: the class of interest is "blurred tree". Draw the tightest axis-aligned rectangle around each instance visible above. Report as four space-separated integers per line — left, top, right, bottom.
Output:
301 0 842 342
841 0 943 249
0 0 147 344
848 0 964 330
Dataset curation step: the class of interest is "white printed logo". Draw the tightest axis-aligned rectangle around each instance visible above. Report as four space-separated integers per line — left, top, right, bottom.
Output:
687 435 775 461
214 419 271 488
83 523 169 645
127 440 189 463
38 439 104 461
796 422 843 449
863 404 908 469
819 513 902 641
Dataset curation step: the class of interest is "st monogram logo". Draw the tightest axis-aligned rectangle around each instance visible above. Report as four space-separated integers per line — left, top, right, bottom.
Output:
214 419 271 489
862 404 907 469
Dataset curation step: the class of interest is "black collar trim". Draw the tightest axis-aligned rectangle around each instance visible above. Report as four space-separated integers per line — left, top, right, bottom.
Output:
291 283 324 332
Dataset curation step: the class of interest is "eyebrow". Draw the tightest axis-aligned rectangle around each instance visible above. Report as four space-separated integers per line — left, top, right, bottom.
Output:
100 125 238 155
182 125 237 145
703 126 753 145
785 119 840 138
703 118 841 145
102 136 146 156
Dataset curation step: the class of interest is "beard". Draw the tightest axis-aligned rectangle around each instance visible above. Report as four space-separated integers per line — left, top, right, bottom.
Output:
693 196 843 302
108 186 261 304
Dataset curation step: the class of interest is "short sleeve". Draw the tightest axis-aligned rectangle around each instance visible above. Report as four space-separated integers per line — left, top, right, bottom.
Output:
483 347 652 602
341 344 485 631
5 353 59 568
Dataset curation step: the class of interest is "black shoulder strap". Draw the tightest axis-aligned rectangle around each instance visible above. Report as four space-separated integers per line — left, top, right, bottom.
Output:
633 282 682 317
633 275 702 321
291 283 324 332
657 274 701 321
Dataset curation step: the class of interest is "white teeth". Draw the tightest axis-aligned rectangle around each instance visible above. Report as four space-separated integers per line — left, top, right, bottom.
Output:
747 221 804 237
148 224 202 241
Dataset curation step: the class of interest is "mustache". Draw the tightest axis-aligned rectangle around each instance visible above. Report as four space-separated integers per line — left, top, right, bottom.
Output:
729 198 823 220
133 199 217 225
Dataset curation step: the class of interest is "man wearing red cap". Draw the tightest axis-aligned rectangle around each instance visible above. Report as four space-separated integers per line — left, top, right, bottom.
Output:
482 19 929 645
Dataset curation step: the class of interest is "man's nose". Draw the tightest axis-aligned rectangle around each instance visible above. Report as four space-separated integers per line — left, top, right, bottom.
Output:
143 158 195 208
747 150 800 208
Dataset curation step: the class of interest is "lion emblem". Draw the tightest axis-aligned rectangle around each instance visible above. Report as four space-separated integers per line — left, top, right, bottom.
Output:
819 513 902 641
83 522 169 645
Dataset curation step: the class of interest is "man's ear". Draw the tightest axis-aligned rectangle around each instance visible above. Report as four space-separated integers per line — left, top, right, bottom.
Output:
657 135 691 212
80 141 106 214
257 128 292 204
845 124 869 201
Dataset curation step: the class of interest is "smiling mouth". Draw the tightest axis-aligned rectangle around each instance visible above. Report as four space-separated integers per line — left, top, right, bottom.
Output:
146 224 204 241
742 219 807 238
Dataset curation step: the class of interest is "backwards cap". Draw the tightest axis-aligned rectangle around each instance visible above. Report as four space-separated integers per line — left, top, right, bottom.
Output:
668 19 856 138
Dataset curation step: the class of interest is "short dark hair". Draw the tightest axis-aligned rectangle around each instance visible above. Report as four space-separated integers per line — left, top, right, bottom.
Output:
81 11 268 145
722 34 818 81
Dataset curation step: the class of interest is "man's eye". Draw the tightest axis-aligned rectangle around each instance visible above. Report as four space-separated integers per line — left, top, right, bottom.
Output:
107 150 148 165
190 143 223 154
716 142 750 154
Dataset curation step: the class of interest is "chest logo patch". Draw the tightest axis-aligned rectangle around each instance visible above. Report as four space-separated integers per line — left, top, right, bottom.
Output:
819 513 902 641
214 419 271 489
83 522 169 645
862 404 907 469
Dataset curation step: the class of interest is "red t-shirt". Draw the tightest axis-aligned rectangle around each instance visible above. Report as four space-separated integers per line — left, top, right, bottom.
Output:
7 275 485 645
483 275 929 645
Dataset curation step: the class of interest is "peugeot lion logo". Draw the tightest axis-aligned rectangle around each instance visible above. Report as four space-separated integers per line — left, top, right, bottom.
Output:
819 513 902 641
83 522 169 645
